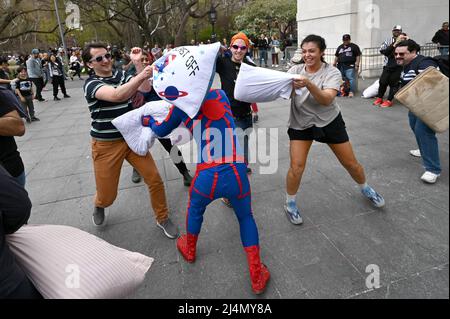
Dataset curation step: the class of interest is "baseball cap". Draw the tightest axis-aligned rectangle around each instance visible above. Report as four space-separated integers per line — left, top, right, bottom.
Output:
342 34 351 40
392 25 402 31
31 49 39 54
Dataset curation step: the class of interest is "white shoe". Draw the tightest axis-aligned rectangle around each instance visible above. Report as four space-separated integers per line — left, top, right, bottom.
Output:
410 149 421 157
421 171 440 184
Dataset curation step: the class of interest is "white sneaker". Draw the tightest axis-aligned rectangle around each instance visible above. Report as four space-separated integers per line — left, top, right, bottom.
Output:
421 171 440 184
410 149 421 157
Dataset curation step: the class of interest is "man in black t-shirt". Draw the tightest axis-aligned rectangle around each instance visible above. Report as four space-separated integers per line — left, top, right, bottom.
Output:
215 32 256 198
333 34 362 97
0 86 26 187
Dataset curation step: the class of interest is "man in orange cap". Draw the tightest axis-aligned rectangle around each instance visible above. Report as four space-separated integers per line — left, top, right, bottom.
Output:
215 32 256 194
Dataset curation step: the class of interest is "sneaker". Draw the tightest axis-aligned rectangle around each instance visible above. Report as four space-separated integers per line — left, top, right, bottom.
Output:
25 117 32 123
283 200 303 225
54 97 61 101
348 92 354 98
421 171 440 184
373 98 383 106
31 116 40 122
380 100 393 108
37 98 46 102
221 198 233 208
157 218 179 239
92 207 107 227
131 168 141 183
361 185 385 208
182 170 193 187
409 149 421 157
63 94 71 98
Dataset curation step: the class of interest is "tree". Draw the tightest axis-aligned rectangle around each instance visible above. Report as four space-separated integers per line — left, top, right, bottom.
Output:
233 0 296 39
0 0 58 43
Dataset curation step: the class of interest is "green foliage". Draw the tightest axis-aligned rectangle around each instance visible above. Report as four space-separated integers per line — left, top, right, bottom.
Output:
233 0 296 36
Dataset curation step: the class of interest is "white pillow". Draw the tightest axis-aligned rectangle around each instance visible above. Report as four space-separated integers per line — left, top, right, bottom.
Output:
6 224 154 299
152 42 221 118
234 63 302 103
362 79 380 99
112 100 192 156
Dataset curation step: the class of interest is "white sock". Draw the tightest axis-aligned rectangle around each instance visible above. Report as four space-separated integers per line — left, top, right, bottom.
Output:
359 183 368 190
286 194 296 203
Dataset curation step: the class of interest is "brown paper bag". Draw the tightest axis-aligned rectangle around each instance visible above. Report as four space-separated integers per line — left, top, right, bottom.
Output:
395 67 449 133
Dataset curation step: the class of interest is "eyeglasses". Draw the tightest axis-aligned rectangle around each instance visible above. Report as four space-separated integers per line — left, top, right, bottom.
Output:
394 52 406 56
231 45 247 51
90 53 112 63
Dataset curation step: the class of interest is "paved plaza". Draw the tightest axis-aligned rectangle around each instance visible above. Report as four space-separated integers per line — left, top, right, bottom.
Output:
19 76 449 299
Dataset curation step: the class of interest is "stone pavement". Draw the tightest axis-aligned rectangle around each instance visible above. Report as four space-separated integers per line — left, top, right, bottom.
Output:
18 75 448 299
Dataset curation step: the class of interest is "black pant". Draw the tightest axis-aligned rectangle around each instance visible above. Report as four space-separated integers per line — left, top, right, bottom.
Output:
29 77 44 100
0 166 42 299
377 67 402 101
52 75 67 97
71 65 82 79
158 138 188 175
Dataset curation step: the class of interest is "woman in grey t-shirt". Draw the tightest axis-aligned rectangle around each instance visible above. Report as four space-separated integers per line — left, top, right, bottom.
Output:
283 35 385 225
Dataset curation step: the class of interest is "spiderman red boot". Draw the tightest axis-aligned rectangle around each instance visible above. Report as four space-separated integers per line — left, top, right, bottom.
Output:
244 245 270 295
177 233 198 263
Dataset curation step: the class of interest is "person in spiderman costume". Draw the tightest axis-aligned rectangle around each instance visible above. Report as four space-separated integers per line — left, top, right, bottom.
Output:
141 88 270 295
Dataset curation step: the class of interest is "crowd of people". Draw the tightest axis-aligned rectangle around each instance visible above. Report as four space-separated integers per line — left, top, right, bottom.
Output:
0 21 447 298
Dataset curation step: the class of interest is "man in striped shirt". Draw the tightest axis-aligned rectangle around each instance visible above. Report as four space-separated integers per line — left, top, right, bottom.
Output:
82 43 178 239
395 39 442 184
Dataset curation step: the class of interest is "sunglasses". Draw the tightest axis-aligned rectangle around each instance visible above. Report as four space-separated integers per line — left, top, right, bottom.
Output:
394 52 406 56
231 45 247 51
90 53 112 63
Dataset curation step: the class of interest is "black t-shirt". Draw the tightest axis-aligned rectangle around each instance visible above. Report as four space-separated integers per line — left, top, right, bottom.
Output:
16 79 33 97
0 165 31 298
216 56 256 118
335 43 362 67
0 87 25 177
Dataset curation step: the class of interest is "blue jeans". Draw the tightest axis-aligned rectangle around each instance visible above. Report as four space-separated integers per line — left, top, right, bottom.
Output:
408 112 441 174
339 66 357 93
14 171 26 188
439 47 449 56
259 49 268 66
234 115 253 164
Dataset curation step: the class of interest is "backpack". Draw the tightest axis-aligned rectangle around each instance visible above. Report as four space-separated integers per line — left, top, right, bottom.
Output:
415 55 449 77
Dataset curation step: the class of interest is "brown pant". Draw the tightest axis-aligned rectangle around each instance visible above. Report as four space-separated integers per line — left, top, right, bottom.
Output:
91 139 169 223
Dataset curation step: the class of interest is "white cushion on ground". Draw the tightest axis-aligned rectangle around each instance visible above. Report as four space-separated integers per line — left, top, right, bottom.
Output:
362 79 380 99
6 224 154 299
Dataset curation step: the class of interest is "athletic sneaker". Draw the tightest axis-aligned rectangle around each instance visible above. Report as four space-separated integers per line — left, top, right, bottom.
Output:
283 200 303 225
92 207 107 227
157 218 179 239
409 149 421 157
421 171 440 184
361 185 385 208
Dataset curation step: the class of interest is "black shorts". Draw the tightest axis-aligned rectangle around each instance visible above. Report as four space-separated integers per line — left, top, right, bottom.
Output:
288 113 349 144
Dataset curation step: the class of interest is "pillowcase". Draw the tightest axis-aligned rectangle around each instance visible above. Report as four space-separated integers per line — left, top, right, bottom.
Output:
234 63 302 103
112 100 192 156
6 224 154 299
152 42 221 118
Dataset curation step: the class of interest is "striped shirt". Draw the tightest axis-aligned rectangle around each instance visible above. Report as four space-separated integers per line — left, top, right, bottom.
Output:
400 55 438 87
83 70 133 140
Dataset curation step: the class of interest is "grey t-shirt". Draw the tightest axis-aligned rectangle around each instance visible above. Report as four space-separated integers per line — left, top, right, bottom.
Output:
287 63 341 130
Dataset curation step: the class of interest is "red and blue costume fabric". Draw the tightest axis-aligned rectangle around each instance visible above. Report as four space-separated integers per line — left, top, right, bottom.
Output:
142 89 258 248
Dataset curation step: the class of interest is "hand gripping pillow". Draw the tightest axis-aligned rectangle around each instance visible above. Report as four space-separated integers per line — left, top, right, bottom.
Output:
112 100 192 156
152 42 221 118
6 224 154 299
234 63 302 103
